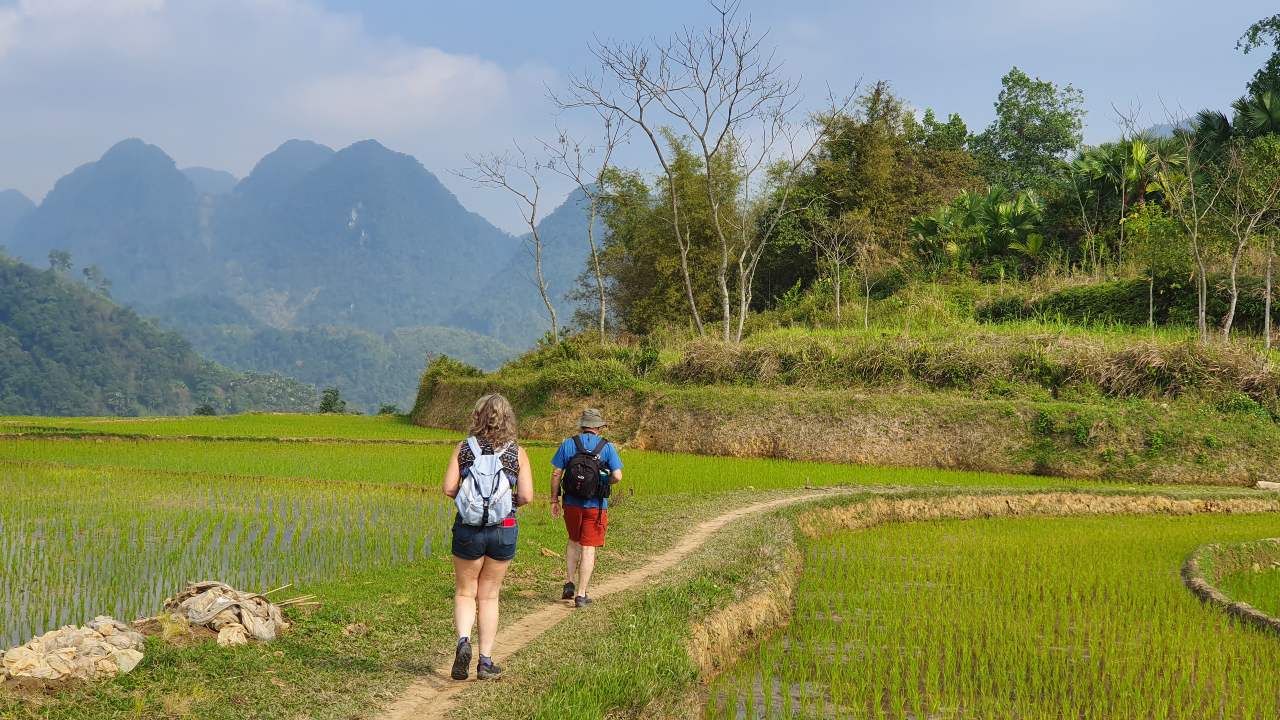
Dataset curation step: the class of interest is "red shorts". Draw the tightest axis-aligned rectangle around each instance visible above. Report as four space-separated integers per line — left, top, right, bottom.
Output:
563 505 608 547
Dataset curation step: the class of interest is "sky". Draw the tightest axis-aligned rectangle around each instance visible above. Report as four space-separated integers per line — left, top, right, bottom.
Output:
0 0 1274 233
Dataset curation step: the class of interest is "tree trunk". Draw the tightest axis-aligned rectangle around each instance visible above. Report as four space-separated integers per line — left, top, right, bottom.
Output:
1267 236 1275 352
674 222 704 336
717 249 732 343
832 263 842 326
1221 240 1246 341
1191 237 1209 343
863 271 871 330
1148 271 1155 329
585 197 607 343
530 228 558 343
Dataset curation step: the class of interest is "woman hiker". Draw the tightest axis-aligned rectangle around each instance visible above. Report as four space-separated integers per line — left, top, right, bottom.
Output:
442 394 534 680
549 408 623 607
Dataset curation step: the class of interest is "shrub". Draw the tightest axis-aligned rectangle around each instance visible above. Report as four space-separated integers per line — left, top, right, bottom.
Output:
318 387 346 414
193 404 216 416
378 404 401 416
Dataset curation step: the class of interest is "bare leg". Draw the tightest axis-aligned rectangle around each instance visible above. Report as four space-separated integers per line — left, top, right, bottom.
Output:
577 545 597 597
453 555 483 640
476 558 512 658
565 540 581 585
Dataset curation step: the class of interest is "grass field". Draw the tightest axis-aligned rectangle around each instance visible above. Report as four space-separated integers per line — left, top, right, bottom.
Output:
1 414 1277 720
0 414 458 441
708 514 1280 719
0 436 1127 496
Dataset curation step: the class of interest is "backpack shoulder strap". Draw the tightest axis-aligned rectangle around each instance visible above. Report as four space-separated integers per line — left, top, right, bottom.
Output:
466 436 482 457
593 439 609 458
571 434 586 454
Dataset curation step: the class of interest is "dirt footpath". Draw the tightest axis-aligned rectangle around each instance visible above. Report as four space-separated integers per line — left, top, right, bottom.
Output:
374 489 848 720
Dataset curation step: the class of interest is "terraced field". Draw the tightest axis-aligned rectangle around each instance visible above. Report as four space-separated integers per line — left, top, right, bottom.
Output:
0 414 1276 720
708 514 1280 719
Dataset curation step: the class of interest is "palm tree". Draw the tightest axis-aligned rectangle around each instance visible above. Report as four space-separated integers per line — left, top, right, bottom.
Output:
1232 91 1280 137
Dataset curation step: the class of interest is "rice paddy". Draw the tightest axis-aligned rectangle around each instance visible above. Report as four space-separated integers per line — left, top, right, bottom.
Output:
1 414 1277 720
0 413 458 441
707 514 1280 719
1212 539 1280 619
0 463 454 649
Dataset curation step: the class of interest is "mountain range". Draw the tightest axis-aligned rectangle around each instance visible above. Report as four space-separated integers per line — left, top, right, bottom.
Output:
3 138 595 411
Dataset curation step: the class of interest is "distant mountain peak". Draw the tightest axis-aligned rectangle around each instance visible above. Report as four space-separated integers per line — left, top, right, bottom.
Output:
234 139 336 197
99 137 177 166
0 188 34 211
182 167 238 196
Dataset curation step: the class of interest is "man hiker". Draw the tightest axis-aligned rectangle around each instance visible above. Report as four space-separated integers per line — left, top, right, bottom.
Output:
550 408 623 607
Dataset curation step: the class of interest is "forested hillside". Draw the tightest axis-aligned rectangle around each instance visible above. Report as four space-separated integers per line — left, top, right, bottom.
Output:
0 254 314 416
3 138 590 411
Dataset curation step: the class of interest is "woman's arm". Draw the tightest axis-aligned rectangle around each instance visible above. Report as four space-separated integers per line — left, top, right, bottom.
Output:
515 446 535 507
442 443 463 498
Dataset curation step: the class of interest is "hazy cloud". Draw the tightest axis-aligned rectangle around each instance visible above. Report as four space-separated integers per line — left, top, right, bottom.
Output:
0 0 562 231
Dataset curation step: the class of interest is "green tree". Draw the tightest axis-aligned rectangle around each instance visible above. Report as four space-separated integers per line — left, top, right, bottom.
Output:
1124 203 1185 328
193 403 216 416
1239 14 1280 96
81 265 111 297
596 136 731 335
47 249 72 274
972 67 1086 191
318 387 347 414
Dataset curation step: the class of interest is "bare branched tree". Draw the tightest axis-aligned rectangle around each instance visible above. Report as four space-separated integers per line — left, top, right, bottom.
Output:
1212 142 1280 340
543 108 629 342
560 39 706 334
812 211 858 326
455 147 559 343
562 0 826 342
651 1 797 342
1154 116 1228 343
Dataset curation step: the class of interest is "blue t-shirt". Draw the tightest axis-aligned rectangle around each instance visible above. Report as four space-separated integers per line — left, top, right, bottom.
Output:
551 433 623 509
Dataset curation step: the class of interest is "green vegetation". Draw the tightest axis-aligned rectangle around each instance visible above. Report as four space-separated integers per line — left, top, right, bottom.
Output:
709 514 1280 719
0 413 456 442
0 464 454 650
1202 538 1280 618
168 318 517 413
0 416 1275 720
0 254 314 416
413 283 1280 484
0 415 867 719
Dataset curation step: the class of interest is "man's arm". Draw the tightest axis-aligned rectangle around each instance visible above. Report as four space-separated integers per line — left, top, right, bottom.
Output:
550 467 563 518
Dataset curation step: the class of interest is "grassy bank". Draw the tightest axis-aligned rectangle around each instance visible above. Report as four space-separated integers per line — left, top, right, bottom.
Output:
412 283 1280 486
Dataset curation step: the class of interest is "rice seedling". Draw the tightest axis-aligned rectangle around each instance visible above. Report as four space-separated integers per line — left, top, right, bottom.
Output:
1209 539 1280 619
0 434 1118 499
0 464 454 649
708 514 1280 719
0 413 457 442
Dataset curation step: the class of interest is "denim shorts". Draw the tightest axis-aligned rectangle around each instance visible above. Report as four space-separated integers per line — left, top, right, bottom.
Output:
451 515 518 561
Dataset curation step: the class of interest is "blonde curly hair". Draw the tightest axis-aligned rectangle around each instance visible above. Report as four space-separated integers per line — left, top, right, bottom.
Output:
468 393 518 447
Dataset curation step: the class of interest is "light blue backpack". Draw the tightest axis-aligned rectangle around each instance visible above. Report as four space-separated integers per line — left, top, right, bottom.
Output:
456 436 514 526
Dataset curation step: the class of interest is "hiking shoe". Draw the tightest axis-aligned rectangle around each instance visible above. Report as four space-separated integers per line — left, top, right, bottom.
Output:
450 638 472 680
561 582 576 600
477 658 504 680
574 595 593 608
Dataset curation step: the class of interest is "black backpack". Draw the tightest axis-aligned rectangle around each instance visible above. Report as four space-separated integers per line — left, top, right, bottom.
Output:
562 435 611 499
